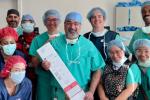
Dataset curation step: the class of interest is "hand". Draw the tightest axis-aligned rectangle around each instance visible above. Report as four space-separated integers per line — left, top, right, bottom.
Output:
41 60 50 70
65 94 70 100
84 91 94 100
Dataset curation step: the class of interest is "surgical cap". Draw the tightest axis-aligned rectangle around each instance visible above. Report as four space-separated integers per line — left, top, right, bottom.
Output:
43 9 61 24
0 55 26 78
0 27 18 41
21 14 35 23
142 1 150 8
133 39 150 52
65 12 82 24
87 7 106 22
7 9 20 16
107 39 126 53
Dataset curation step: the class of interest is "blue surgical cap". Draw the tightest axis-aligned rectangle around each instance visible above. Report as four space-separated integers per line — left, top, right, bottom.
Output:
87 7 106 22
142 1 150 8
65 12 82 24
133 39 150 53
21 14 34 23
107 39 126 53
43 9 61 24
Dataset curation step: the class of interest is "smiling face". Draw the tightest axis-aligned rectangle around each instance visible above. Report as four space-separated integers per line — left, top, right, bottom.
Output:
6 14 20 28
64 20 81 40
135 46 150 62
142 5 150 26
109 46 125 63
90 10 105 29
44 16 60 32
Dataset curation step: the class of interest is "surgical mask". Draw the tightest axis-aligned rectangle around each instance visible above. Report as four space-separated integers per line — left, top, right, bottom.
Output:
2 44 16 55
10 71 26 85
142 26 150 34
66 38 78 44
138 58 150 68
22 22 34 33
112 56 127 70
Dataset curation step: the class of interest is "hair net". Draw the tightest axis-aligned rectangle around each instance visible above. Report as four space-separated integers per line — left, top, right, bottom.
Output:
142 1 150 8
107 39 126 53
65 12 82 24
0 27 18 41
21 14 35 23
0 55 26 78
43 9 61 24
133 39 150 52
7 9 20 16
87 7 106 22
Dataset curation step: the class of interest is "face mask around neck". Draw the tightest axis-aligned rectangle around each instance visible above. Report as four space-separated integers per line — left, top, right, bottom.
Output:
112 56 127 70
142 26 150 34
138 58 150 68
66 38 78 44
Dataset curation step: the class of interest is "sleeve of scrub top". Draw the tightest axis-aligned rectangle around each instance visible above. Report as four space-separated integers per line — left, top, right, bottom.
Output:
29 37 38 56
126 63 141 85
90 42 106 72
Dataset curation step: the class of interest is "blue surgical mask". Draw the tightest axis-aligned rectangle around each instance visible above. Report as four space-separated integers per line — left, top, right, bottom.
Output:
10 71 26 85
22 22 34 33
2 44 16 55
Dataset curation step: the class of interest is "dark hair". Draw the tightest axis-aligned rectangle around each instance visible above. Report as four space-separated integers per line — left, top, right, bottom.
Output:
7 9 20 16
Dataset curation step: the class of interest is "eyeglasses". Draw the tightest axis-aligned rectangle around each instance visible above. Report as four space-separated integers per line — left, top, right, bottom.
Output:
47 18 59 22
136 49 150 55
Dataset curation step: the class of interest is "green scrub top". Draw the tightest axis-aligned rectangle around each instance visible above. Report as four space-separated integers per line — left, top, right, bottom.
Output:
51 34 105 91
126 63 141 85
29 31 64 100
16 26 23 36
128 29 150 53
137 67 150 100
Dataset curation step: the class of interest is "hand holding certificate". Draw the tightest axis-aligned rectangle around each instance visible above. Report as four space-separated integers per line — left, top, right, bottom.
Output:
37 43 85 100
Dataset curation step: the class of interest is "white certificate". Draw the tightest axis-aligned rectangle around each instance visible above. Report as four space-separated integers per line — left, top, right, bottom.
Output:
37 43 85 100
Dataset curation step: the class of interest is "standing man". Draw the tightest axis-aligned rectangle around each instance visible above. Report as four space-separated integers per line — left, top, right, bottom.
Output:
29 9 63 100
129 1 150 53
6 9 23 36
42 12 105 100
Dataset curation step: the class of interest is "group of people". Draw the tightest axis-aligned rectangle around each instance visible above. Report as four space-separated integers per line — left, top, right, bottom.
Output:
0 1 150 100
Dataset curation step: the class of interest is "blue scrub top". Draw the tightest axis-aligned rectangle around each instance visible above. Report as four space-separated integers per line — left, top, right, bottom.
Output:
0 78 32 100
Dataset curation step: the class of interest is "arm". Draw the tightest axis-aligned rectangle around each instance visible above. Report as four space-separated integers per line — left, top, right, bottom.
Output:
115 83 138 100
98 80 109 100
84 70 101 100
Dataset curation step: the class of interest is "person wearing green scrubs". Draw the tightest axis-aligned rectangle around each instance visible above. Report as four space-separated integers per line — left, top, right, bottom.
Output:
29 9 63 100
42 12 105 100
129 1 150 53
98 39 141 100
133 39 150 100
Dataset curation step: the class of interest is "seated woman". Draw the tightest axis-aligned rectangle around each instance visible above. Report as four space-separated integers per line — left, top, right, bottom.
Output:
133 39 150 100
0 55 32 100
0 27 26 71
98 39 141 100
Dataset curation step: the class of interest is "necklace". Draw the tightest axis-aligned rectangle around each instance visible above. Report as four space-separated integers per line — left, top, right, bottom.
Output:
65 41 80 65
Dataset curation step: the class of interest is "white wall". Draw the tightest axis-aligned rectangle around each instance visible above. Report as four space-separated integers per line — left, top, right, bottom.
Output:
0 0 146 34
21 0 132 33
0 0 17 28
